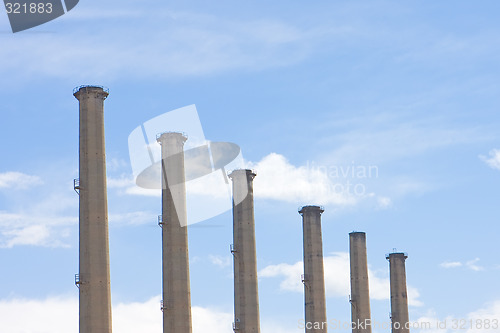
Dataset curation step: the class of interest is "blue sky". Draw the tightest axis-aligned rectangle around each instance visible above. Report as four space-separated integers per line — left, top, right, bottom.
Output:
1 0 500 332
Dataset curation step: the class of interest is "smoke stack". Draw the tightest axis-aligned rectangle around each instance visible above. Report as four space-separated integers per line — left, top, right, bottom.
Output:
349 232 372 333
229 169 261 333
386 252 410 333
299 205 327 333
157 132 192 333
74 85 112 333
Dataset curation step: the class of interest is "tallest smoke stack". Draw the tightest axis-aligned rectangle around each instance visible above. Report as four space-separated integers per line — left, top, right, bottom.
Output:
74 86 112 333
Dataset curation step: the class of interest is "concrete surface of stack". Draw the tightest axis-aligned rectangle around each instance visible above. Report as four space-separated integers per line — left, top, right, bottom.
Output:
230 169 261 333
157 132 192 333
387 252 410 333
349 232 372 333
74 85 113 333
299 205 328 333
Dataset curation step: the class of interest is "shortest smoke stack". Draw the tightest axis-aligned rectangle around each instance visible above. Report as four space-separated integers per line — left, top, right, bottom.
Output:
349 232 372 333
386 252 410 333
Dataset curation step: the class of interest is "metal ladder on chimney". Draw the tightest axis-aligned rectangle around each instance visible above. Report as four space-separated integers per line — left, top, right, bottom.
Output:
73 178 80 194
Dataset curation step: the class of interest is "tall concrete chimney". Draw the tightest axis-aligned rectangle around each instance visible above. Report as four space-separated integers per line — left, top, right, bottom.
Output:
157 132 192 333
386 252 410 333
74 85 112 333
229 169 260 333
349 232 372 333
299 205 327 333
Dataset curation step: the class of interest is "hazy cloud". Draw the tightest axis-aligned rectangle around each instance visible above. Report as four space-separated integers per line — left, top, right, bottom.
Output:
0 295 275 333
0 186 78 248
208 255 232 268
259 252 422 306
116 152 388 209
412 301 500 333
440 261 463 269
108 211 155 226
248 153 372 206
465 258 484 272
0 171 43 189
440 258 484 271
0 210 76 248
480 149 500 171
0 10 310 84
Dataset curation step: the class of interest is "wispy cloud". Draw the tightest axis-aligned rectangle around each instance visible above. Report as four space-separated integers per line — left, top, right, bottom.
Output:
259 252 422 307
321 113 488 166
5 294 500 333
308 112 492 206
107 175 135 189
465 258 484 272
108 211 154 226
248 153 387 207
0 295 295 333
0 171 43 189
0 296 78 333
0 295 234 333
0 186 78 248
208 255 232 268
440 258 484 271
0 10 311 84
440 261 463 269
413 300 500 333
0 210 76 248
479 149 500 171
107 175 161 197
112 153 388 209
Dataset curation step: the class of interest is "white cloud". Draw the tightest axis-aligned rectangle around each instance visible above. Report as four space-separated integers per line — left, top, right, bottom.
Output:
377 196 392 209
0 171 43 189
2 294 499 333
125 186 161 197
465 258 484 272
260 261 304 292
0 185 78 248
108 211 154 226
259 252 422 306
0 172 156 247
248 153 373 206
440 261 463 269
106 175 161 198
107 175 135 189
0 211 76 248
407 286 424 307
479 149 500 171
0 295 234 333
309 113 490 205
208 255 232 268
192 306 233 333
0 10 310 84
0 296 78 333
107 174 162 197
107 158 131 172
439 258 483 271
323 114 485 166
413 301 500 333
2 224 51 247
116 152 388 210
464 301 500 333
